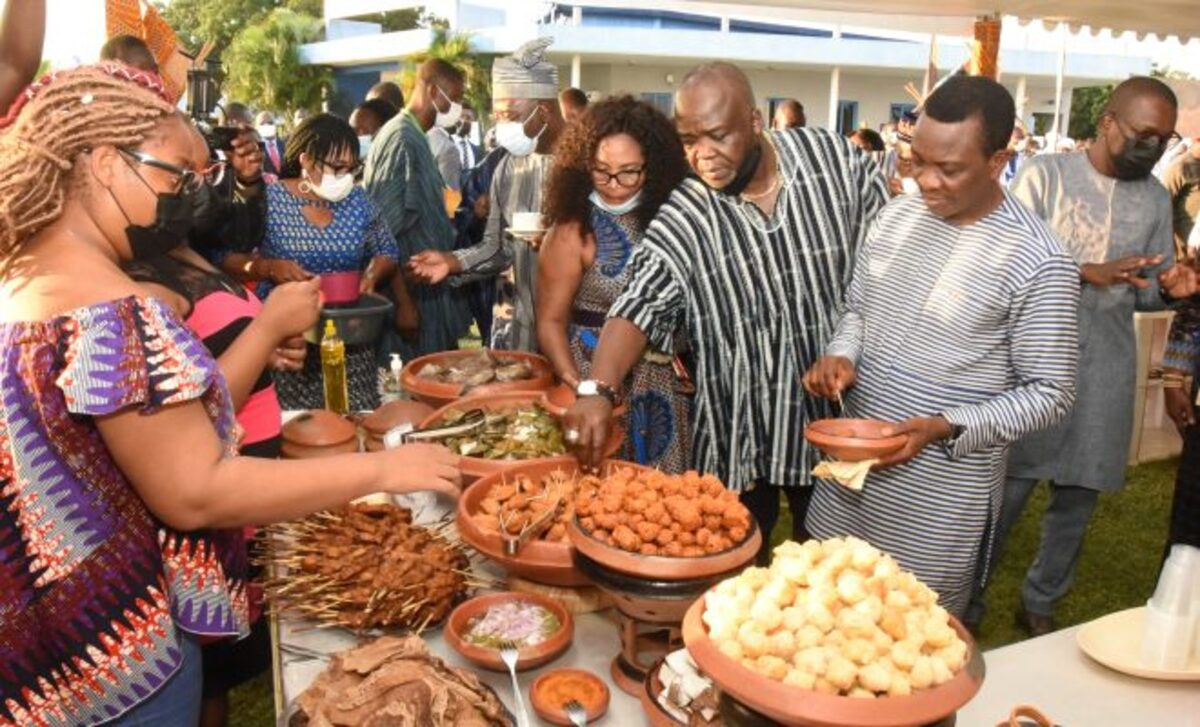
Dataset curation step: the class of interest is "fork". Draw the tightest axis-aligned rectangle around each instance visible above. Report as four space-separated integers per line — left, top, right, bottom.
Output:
499 641 530 727
564 698 588 727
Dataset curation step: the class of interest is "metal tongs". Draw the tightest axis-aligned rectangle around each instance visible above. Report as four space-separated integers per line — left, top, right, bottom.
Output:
398 408 487 444
499 489 562 556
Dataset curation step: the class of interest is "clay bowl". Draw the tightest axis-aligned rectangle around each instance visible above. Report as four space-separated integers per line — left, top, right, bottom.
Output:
804 418 908 462
419 391 624 485
641 658 687 727
567 509 761 582
443 591 573 672
281 410 359 459
361 399 435 452
538 383 628 419
530 668 611 726
681 595 986 727
400 349 555 409
457 458 597 587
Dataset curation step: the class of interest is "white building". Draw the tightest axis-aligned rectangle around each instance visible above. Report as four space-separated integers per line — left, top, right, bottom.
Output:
303 1 1153 133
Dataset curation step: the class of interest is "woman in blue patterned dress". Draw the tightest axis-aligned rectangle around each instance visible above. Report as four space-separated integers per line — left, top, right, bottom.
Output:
223 114 401 410
538 96 692 471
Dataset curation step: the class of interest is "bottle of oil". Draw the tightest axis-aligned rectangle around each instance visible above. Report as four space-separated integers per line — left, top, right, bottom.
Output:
320 319 349 414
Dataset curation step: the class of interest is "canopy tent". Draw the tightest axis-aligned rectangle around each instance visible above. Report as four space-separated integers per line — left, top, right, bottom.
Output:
704 0 1200 42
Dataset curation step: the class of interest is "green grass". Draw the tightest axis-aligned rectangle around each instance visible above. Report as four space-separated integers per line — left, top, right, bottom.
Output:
228 458 1180 726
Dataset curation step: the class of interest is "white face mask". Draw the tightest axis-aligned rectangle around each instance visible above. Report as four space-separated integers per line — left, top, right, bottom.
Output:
589 190 642 216
495 107 546 157
900 177 920 195
434 86 463 129
257 123 277 139
306 166 355 202
358 135 372 159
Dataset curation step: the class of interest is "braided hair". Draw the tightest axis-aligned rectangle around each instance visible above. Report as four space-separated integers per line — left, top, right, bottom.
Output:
0 63 176 258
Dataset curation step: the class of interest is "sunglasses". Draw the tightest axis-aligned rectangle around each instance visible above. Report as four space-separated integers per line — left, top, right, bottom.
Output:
320 158 364 177
120 148 226 193
1109 115 1180 150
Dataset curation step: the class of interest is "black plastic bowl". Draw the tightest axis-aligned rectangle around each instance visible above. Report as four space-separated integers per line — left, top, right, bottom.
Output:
303 292 394 347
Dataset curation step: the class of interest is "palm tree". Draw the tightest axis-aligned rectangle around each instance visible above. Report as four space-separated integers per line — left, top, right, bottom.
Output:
401 27 495 128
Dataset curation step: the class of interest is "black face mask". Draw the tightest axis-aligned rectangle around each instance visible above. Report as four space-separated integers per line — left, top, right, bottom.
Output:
109 184 196 260
716 140 763 197
1111 135 1165 181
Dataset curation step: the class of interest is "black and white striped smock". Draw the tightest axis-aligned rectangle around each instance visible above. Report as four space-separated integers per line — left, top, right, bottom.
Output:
805 192 1080 616
608 127 888 491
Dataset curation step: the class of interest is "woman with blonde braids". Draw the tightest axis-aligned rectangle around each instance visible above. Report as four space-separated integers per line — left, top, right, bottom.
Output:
0 64 460 726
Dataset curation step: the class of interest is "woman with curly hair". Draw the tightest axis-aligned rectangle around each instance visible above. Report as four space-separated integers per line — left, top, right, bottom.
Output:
0 64 459 725
538 95 692 472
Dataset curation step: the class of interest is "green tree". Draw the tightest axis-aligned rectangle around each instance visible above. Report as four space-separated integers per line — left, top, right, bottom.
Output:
156 0 323 55
222 8 330 118
1068 85 1113 140
400 28 495 125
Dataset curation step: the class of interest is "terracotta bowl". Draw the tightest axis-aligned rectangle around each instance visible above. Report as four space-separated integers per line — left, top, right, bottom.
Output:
458 458 593 587
640 658 686 727
538 383 628 418
567 511 761 582
681 595 986 727
530 668 611 726
804 418 908 462
443 591 573 672
419 391 624 485
281 410 359 459
400 349 555 409
361 399 435 452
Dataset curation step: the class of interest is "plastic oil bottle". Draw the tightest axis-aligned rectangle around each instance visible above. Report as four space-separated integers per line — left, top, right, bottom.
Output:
320 319 349 414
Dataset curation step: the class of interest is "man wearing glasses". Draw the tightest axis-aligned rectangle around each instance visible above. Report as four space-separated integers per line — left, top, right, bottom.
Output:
968 77 1198 637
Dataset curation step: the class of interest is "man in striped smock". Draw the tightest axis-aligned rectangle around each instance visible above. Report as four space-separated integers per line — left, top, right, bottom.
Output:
565 62 887 562
803 77 1081 617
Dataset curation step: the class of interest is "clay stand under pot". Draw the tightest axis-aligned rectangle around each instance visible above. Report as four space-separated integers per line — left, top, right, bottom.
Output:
281 410 358 459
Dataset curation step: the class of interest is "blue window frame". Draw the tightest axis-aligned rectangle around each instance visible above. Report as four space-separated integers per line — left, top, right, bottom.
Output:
641 92 673 117
889 103 916 123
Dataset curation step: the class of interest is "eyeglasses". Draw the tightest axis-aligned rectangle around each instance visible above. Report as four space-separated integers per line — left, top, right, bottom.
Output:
120 148 225 193
321 158 363 177
590 167 645 188
1110 115 1179 150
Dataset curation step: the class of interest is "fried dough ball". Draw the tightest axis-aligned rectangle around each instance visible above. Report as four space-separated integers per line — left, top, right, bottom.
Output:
718 639 744 661
825 655 858 692
682 545 704 557
547 523 566 541
655 528 675 546
909 656 934 689
754 655 790 681
663 541 684 556
702 514 723 531
479 497 501 515
644 502 666 522
612 525 639 552
768 630 798 660
639 543 659 556
792 646 829 676
749 598 783 631
888 672 913 697
700 495 725 515
579 516 596 532
695 527 713 547
593 513 618 531
783 669 817 690
857 661 892 693
737 621 770 659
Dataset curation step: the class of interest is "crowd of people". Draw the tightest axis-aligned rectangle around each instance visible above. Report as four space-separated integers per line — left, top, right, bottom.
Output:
2 4 1200 724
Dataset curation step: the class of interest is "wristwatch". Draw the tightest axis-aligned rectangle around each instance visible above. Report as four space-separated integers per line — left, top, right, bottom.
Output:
576 379 620 406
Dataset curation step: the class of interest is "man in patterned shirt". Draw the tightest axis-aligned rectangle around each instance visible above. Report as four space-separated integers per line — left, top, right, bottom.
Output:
565 62 887 562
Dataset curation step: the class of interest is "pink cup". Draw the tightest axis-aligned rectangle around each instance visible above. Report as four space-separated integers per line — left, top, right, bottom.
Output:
319 271 362 305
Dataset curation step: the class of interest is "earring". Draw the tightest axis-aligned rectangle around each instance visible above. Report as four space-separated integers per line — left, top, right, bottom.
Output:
298 168 312 194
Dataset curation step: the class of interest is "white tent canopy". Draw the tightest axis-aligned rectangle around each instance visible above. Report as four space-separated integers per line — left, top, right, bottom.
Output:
705 0 1200 42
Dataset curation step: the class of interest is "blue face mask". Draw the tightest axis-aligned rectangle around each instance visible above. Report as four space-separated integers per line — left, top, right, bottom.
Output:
589 190 642 216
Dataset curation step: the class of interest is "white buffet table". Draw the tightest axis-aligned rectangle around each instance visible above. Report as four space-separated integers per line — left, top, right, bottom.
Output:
277 613 1200 726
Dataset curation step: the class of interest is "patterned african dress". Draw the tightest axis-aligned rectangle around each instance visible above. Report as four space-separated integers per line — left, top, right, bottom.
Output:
570 206 691 473
261 183 401 411
0 296 248 726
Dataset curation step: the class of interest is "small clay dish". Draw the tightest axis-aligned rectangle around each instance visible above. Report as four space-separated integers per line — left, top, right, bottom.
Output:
539 383 628 418
804 418 907 462
361 399 434 451
443 591 573 672
281 410 358 459
530 668 610 726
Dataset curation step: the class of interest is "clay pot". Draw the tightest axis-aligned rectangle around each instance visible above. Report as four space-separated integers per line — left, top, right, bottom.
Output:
400 349 555 409
361 400 435 452
443 591 573 672
804 418 908 462
281 410 358 459
681 595 986 727
419 391 624 486
567 513 761 582
457 458 627 587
